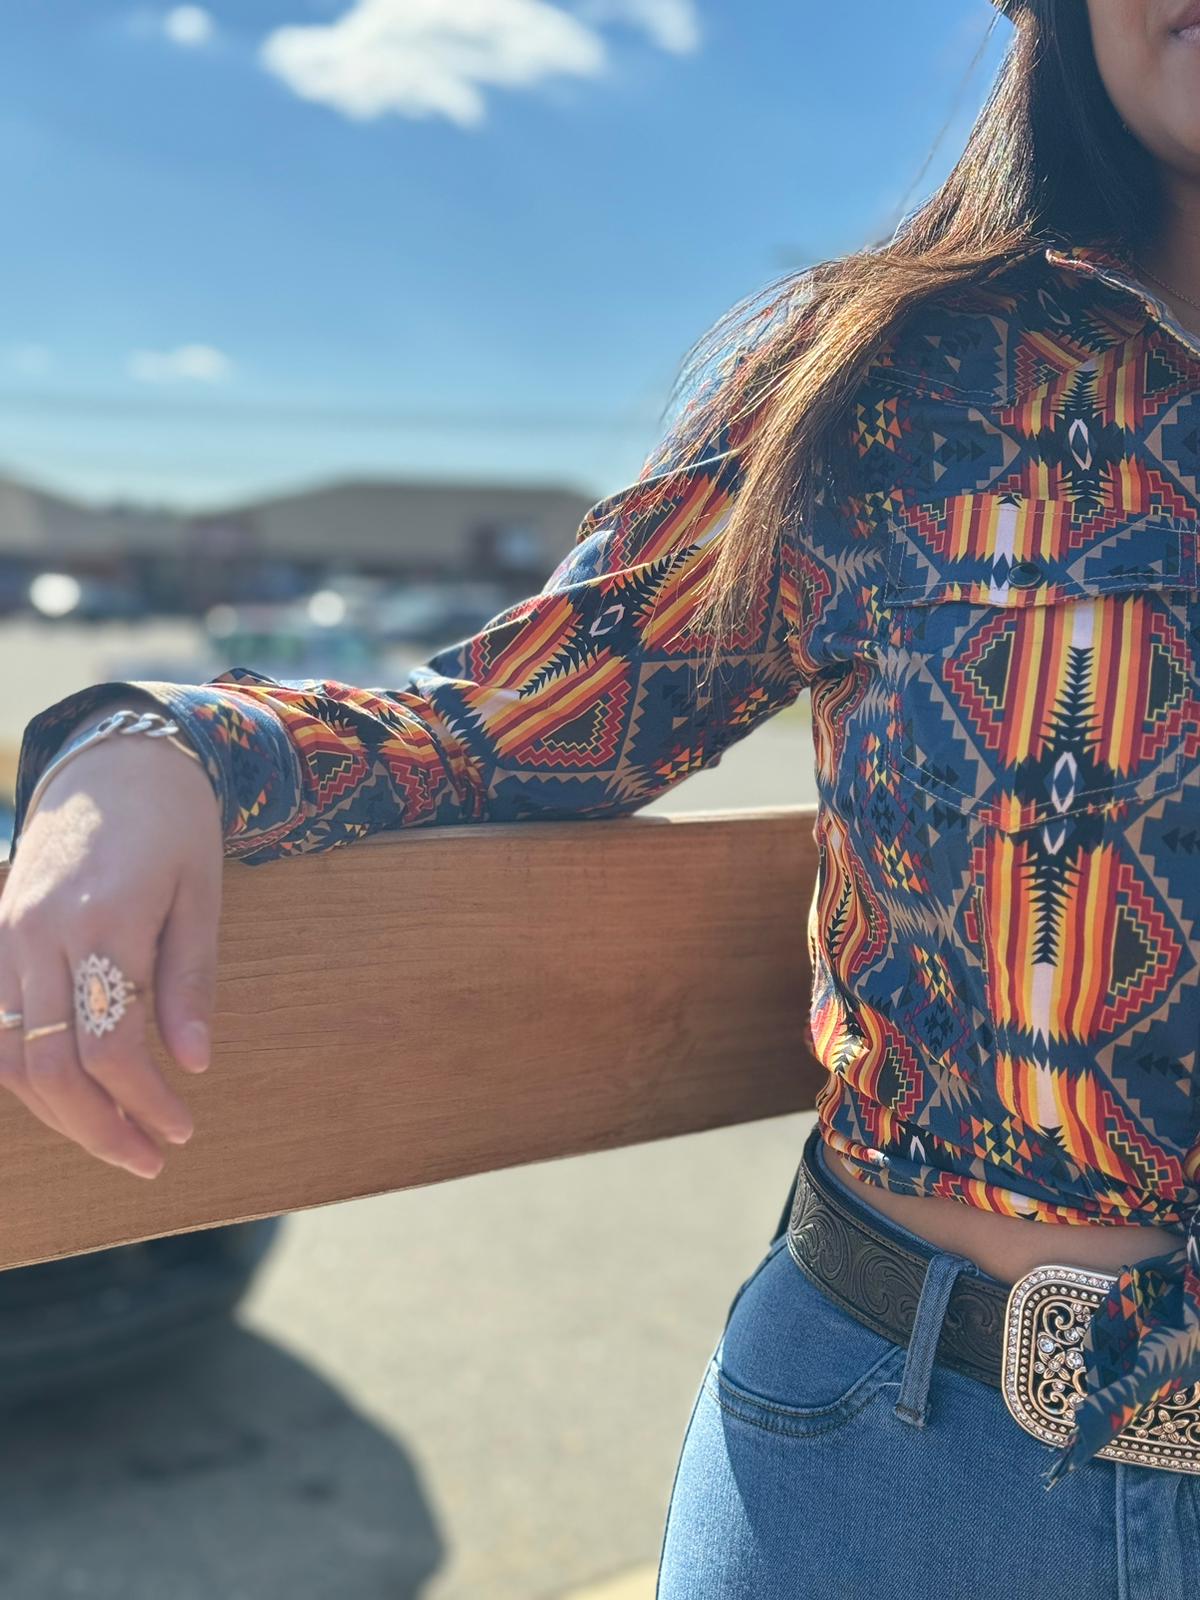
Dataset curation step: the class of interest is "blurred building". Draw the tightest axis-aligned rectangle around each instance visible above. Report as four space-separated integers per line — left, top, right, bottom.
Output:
0 474 176 615
0 471 600 617
181 478 597 610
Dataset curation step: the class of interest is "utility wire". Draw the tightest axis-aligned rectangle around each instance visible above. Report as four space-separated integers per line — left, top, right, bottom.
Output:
0 388 662 434
887 9 1002 233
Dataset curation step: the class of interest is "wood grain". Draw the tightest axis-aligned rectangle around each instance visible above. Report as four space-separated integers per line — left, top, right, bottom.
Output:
0 805 822 1268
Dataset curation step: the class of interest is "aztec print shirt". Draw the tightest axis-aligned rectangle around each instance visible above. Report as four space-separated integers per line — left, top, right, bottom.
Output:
10 240 1200 1488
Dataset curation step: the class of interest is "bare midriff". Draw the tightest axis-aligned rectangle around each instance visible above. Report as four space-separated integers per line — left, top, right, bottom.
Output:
835 1152 1184 1286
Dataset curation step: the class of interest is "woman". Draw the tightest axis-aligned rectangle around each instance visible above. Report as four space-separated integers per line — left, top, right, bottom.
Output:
3 0 1200 1590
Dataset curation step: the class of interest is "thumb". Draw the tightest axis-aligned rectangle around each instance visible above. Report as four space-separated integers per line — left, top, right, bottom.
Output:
154 865 221 1074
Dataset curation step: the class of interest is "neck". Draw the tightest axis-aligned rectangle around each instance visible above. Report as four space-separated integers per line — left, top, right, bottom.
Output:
1136 170 1200 331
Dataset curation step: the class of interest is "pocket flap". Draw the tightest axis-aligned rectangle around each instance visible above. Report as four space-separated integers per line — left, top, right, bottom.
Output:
883 497 1200 607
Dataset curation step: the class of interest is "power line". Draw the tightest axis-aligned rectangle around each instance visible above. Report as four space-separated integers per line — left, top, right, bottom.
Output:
0 388 665 434
887 10 1002 235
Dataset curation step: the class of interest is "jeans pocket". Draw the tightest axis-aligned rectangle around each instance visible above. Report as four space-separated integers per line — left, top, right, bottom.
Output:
709 1238 905 1436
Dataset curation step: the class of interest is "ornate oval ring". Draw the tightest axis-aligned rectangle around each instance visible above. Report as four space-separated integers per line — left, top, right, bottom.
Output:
74 954 144 1039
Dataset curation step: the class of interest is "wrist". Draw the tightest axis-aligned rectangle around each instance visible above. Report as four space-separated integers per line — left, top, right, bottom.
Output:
22 705 216 836
52 692 165 757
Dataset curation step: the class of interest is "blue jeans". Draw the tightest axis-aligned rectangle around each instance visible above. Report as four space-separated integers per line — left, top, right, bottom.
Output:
656 1130 1200 1598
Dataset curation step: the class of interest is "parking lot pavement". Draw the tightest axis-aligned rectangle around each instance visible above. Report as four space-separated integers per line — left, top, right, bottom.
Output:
0 714 819 1598
0 1111 815 1599
559 1564 658 1598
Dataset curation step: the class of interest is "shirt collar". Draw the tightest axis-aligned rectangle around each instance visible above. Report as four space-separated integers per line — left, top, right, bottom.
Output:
1043 239 1200 362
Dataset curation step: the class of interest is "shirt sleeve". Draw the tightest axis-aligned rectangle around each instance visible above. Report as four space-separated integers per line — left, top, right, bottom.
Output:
8 446 819 867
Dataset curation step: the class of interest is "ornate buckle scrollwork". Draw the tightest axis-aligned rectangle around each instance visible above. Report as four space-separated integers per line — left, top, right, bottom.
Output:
1001 1263 1200 1474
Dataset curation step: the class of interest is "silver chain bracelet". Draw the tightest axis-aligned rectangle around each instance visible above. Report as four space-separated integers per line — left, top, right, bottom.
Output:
18 707 206 845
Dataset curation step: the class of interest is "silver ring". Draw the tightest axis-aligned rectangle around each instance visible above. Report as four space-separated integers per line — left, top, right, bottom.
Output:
74 954 144 1039
0 1009 23 1030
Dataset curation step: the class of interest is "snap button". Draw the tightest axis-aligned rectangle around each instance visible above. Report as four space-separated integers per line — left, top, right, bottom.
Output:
1008 560 1044 588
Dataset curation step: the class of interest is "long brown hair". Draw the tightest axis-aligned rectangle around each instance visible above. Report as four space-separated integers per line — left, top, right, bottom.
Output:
668 0 1167 688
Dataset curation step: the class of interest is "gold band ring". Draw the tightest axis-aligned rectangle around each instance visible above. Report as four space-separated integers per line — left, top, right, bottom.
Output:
23 1020 71 1043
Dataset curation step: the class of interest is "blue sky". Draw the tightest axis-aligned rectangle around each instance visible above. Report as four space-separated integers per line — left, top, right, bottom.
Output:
1 1 1009 510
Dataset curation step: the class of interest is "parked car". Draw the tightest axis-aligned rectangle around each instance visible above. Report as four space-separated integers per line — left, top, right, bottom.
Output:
202 598 382 681
374 580 505 645
27 572 145 623
0 1217 283 1408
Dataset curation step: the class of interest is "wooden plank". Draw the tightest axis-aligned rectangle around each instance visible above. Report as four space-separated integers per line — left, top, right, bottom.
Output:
0 805 822 1269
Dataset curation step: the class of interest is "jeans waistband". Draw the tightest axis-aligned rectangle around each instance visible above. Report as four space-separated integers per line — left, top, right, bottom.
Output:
782 1123 1012 1397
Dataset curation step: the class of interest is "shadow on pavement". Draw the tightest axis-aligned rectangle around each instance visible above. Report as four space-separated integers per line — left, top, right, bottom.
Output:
0 1321 445 1600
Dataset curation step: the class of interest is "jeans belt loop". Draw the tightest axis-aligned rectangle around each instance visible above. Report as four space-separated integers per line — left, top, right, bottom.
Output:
894 1251 978 1428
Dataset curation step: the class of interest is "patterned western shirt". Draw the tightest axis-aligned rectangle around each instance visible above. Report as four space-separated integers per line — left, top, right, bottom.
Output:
10 239 1200 1487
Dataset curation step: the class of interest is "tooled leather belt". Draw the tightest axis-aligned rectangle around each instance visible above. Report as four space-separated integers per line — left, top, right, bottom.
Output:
782 1126 1008 1390
781 1126 1200 1472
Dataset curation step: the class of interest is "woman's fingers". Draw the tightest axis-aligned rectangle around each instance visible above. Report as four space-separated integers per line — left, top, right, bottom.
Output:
0 935 194 1174
153 865 220 1076
20 953 165 1180
0 993 69 1140
0 945 70 1138
70 944 195 1146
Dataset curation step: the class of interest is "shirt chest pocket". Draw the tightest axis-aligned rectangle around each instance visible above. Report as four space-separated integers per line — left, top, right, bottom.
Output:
878 498 1200 836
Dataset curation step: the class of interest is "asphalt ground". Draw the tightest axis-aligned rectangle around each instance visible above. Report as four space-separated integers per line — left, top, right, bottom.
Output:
2 708 818 1599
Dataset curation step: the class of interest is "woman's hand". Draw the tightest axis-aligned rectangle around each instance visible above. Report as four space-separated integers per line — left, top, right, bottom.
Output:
0 726 224 1178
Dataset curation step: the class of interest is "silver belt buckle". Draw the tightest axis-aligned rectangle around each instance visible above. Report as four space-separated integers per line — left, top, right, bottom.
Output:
1001 1263 1200 1474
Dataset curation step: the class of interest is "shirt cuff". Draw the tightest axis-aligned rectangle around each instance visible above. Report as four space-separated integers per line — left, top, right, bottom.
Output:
9 679 302 861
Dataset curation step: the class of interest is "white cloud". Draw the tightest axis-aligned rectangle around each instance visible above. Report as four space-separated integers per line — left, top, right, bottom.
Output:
128 344 233 383
6 344 54 379
579 0 700 54
163 6 215 47
261 0 614 126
